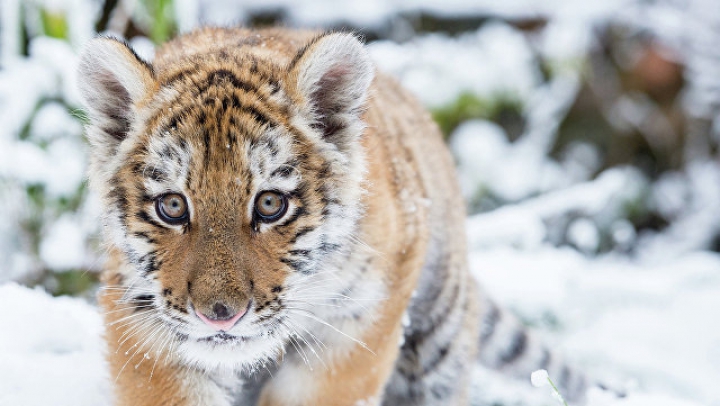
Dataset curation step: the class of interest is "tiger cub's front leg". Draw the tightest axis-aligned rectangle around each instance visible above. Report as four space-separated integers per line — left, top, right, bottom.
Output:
258 301 407 406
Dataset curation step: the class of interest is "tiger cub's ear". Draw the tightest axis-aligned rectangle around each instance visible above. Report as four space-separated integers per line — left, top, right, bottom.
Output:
287 32 375 149
77 37 155 155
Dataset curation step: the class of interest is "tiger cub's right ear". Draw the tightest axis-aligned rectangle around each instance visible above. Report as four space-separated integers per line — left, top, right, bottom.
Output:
77 37 155 153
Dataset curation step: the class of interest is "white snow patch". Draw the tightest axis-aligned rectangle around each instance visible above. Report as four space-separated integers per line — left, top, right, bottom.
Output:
530 369 549 387
0 283 108 406
39 214 87 271
567 217 600 254
465 167 646 249
29 102 82 142
28 36 82 106
129 36 156 62
369 23 540 108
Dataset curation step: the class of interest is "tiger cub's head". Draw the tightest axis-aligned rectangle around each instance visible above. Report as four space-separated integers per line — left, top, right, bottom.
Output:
78 31 374 369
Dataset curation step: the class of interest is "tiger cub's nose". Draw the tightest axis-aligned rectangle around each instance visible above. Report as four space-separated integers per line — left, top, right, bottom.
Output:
195 301 247 331
213 302 231 319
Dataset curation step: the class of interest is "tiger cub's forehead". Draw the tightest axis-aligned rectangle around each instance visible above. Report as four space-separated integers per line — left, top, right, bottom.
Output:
137 54 303 202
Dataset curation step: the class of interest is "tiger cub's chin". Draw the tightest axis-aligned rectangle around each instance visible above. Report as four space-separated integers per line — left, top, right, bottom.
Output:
175 332 285 372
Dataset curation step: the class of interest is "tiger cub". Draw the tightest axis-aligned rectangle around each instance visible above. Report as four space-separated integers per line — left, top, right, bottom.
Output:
78 27 588 406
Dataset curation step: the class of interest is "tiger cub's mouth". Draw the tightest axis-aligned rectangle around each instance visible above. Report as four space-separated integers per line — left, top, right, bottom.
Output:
199 332 251 344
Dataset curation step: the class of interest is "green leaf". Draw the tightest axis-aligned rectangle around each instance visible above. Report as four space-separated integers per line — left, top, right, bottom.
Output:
40 9 68 40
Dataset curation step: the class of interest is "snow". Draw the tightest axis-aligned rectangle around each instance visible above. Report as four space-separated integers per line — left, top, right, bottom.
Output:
39 214 87 271
639 161 720 261
0 283 108 406
0 183 33 283
128 36 156 63
0 0 22 65
530 369 549 388
28 36 83 106
464 167 647 250
29 102 83 142
0 136 86 198
566 218 600 254
187 0 634 28
586 388 706 406
369 23 541 109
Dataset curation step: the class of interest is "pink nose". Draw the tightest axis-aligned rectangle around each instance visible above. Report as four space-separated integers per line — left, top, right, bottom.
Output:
195 304 247 331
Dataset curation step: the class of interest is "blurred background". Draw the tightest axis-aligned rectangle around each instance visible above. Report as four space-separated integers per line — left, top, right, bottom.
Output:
0 1 719 405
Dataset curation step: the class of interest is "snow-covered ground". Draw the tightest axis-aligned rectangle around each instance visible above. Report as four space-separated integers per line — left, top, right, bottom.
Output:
1 1 719 406
0 284 108 406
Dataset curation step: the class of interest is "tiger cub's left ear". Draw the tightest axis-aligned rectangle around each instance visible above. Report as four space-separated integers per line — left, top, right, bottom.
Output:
77 37 156 157
288 32 375 148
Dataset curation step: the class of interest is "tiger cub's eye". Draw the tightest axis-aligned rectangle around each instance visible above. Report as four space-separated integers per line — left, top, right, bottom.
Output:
156 193 189 224
254 191 288 222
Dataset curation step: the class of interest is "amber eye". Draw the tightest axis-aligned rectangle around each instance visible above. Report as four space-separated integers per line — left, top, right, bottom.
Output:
155 193 189 224
254 191 288 222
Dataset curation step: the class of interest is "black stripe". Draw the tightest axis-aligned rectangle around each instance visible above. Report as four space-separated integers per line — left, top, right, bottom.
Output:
410 278 461 338
178 137 189 152
225 129 237 146
290 226 315 244
539 348 551 369
260 136 279 157
499 330 527 364
140 251 158 275
145 166 169 182
480 304 500 344
162 68 196 87
203 129 211 167
136 210 165 229
318 242 341 254
278 206 307 228
271 165 294 178
279 257 306 268
279 257 310 274
168 115 179 130
108 185 129 218
289 181 310 199
102 122 129 142
429 383 452 400
230 94 273 126
132 231 156 244
132 294 155 311
422 343 452 375
558 366 571 391
207 69 257 93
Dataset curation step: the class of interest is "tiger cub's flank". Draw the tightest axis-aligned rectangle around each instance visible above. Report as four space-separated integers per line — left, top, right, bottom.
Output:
78 28 588 406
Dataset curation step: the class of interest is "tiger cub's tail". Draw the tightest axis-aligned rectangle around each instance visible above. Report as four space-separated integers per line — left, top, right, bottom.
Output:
476 296 596 402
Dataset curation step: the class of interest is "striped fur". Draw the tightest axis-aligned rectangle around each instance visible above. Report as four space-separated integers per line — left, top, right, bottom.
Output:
79 28 592 406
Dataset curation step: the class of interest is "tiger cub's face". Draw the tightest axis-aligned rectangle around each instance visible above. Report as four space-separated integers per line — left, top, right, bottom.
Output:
78 32 374 369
